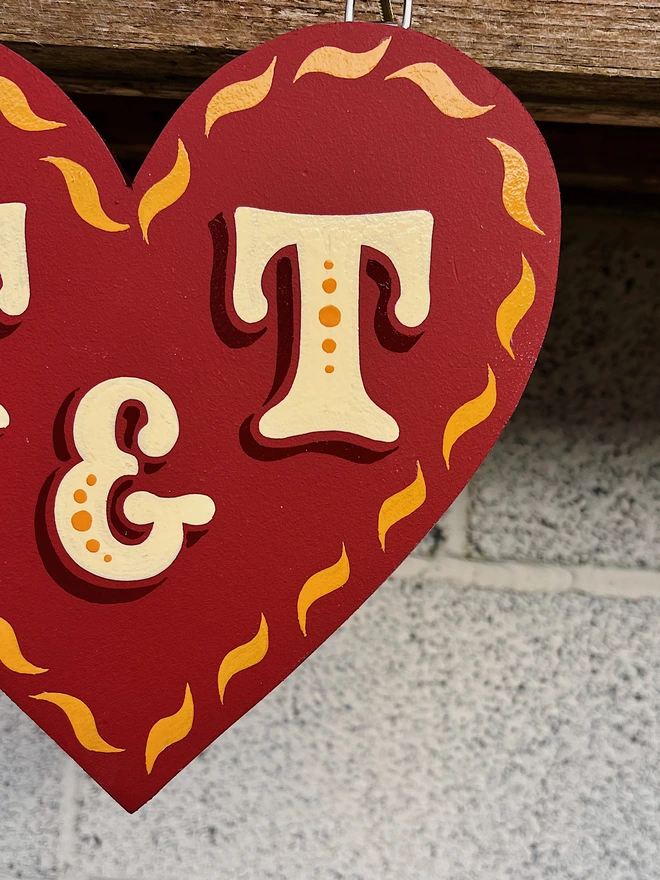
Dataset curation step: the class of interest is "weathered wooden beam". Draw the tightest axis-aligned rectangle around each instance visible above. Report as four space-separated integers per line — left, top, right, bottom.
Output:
2 1 660 125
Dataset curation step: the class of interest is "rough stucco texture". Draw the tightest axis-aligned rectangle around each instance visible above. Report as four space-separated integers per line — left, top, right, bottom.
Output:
469 206 660 567
0 699 63 878
3 574 660 880
2 201 660 880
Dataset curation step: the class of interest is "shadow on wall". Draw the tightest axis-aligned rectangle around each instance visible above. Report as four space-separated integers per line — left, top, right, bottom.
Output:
529 199 660 427
469 199 660 567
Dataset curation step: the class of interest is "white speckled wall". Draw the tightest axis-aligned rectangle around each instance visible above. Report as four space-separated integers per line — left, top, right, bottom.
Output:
2 200 660 880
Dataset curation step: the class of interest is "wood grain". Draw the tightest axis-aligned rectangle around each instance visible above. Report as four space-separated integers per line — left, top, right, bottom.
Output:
1 1 660 124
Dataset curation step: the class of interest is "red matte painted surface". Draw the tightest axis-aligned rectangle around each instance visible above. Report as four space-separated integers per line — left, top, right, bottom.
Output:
0 23 560 812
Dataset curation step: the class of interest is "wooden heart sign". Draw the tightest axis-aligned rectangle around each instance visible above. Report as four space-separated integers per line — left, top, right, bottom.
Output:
0 21 560 812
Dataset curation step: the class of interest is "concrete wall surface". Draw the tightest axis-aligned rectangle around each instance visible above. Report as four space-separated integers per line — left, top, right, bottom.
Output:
2 200 660 880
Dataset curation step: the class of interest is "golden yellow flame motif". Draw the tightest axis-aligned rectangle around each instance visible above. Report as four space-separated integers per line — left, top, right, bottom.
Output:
488 138 545 235
298 544 350 637
30 692 124 753
205 56 277 137
0 617 48 674
497 254 536 359
145 683 194 774
385 63 494 118
443 366 497 469
294 37 391 83
138 138 191 244
0 76 65 131
378 462 427 552
217 614 269 704
40 157 130 233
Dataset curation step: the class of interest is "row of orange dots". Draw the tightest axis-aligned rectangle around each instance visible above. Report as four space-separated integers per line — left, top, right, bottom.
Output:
319 259 339 373
71 474 112 563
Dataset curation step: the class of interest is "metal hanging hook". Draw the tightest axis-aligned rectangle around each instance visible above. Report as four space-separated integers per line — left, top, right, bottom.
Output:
345 0 413 29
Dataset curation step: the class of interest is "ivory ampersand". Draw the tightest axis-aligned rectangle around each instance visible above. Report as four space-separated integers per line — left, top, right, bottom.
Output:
54 377 215 581
232 208 434 444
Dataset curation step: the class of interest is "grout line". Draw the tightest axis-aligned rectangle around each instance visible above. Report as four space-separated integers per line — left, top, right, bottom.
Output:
439 487 470 557
55 755 79 879
395 553 660 600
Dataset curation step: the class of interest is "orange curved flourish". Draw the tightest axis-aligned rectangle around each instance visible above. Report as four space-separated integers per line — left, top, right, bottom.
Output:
298 545 350 637
385 63 494 118
294 38 391 82
488 138 545 235
41 157 130 233
138 138 191 244
0 76 65 131
145 684 194 774
0 617 48 674
217 614 269 704
30 692 124 753
497 254 536 359
443 366 497 469
205 57 277 137
378 462 426 552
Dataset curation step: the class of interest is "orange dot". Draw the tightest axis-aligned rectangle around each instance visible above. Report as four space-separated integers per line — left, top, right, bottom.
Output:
86 539 100 553
104 555 112 563
71 510 92 532
86 474 97 486
322 338 336 353
73 489 87 504
325 365 335 374
322 278 337 294
319 305 341 327
324 260 334 270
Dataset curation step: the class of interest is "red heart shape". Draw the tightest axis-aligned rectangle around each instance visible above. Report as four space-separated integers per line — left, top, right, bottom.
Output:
0 22 559 811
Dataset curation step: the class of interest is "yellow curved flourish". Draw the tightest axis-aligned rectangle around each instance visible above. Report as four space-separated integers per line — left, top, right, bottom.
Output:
217 614 269 704
41 157 130 233
205 56 277 137
488 138 544 235
298 545 350 637
294 37 391 83
443 366 497 469
145 684 194 774
378 462 427 552
138 138 190 244
0 617 47 674
30 692 124 753
385 63 494 118
0 76 65 131
497 254 536 359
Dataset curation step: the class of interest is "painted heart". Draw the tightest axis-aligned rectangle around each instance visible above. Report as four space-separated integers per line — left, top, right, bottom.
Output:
0 22 560 811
